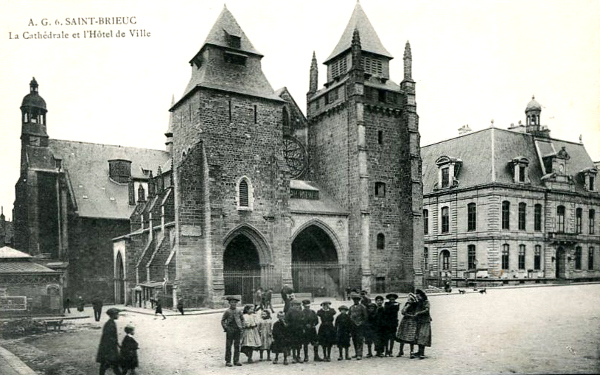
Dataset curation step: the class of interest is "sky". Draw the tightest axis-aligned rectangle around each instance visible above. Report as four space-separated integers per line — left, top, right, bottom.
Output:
0 0 599 220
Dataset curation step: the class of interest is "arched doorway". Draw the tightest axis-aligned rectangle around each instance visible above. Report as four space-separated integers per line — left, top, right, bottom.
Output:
291 224 341 297
115 252 125 304
556 247 566 279
223 234 261 304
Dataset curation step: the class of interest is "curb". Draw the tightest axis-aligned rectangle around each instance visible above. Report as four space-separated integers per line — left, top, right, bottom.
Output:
0 346 36 375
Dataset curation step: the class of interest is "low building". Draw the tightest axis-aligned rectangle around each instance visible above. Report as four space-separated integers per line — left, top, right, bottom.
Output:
0 246 63 317
422 97 599 286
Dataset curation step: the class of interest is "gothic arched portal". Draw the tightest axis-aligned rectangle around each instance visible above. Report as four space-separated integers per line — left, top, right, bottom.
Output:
291 223 342 298
223 233 262 304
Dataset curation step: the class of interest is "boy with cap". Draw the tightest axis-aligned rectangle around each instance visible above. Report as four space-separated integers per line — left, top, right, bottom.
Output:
271 311 290 365
335 305 352 360
221 296 244 367
373 295 386 357
300 299 320 362
348 292 368 360
285 299 304 363
317 301 336 362
383 293 400 356
96 308 122 375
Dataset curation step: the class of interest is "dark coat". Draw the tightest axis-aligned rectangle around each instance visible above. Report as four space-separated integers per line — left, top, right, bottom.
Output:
271 320 289 353
335 313 352 348
285 308 304 347
301 308 319 344
120 335 139 369
383 301 400 333
317 308 337 347
221 308 244 332
96 319 119 364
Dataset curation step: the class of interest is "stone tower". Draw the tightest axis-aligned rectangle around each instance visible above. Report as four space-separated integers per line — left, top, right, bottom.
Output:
306 3 423 291
14 78 62 258
169 5 291 305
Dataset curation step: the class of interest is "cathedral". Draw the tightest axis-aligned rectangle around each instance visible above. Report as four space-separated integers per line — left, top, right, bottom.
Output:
14 3 423 307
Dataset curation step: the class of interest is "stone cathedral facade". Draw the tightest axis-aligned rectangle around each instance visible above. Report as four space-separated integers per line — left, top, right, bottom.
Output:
14 3 423 307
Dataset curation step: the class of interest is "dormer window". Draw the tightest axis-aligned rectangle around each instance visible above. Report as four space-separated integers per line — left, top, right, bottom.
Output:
435 156 462 190
580 167 598 192
510 156 530 183
224 51 247 66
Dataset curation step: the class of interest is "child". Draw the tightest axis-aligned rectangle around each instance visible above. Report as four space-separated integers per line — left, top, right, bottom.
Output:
271 311 289 365
317 301 336 362
301 299 320 362
335 305 352 360
285 300 304 363
258 310 273 361
241 304 262 363
120 324 139 375
396 293 418 357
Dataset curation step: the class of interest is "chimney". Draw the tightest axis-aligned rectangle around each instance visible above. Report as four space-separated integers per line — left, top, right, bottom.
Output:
458 125 472 135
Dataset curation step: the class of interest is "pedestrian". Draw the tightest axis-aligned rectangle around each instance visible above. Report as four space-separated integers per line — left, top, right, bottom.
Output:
271 311 289 365
285 299 304 363
262 287 275 313
373 295 386 357
92 296 103 322
241 304 262 363
63 297 71 314
177 299 184 315
412 289 432 359
348 292 368 360
254 287 263 312
257 310 273 361
363 302 378 358
316 301 336 362
345 287 352 300
77 296 85 312
154 299 166 319
221 296 244 367
396 293 418 357
280 284 294 313
300 299 320 362
96 307 122 375
383 293 400 356
335 305 352 360
120 324 139 375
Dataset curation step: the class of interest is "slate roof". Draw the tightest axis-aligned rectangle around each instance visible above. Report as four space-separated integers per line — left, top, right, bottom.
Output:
325 2 393 64
0 261 58 274
422 127 597 195
289 181 348 215
200 5 262 56
48 140 170 219
177 6 281 103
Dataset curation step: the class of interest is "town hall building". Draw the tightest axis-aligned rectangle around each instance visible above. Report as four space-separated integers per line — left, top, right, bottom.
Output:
13 3 423 307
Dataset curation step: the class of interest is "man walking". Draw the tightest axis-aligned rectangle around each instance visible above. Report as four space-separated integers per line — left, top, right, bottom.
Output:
221 296 244 367
92 296 103 322
96 308 122 375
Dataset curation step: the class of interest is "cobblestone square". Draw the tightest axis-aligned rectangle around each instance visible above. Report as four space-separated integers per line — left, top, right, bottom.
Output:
2 284 600 374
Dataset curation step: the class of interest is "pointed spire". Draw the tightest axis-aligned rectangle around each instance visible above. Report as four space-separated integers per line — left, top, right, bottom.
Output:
309 51 318 94
325 2 392 64
166 94 174 136
200 6 262 56
403 40 413 81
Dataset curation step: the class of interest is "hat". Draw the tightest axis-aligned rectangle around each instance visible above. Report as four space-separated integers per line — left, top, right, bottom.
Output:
291 299 302 305
386 293 399 300
302 299 311 305
374 295 384 301
225 296 240 302
320 301 332 306
338 305 349 311
407 293 417 303
350 292 361 299
124 324 135 333
106 308 121 316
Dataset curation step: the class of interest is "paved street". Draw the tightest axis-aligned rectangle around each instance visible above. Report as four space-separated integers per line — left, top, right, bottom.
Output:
1 284 600 374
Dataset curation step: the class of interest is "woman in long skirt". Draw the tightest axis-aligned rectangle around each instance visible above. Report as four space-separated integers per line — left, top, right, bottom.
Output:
412 289 432 359
241 304 262 363
396 293 418 356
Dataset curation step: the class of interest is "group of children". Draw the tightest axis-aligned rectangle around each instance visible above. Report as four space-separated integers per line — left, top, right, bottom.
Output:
221 288 432 367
